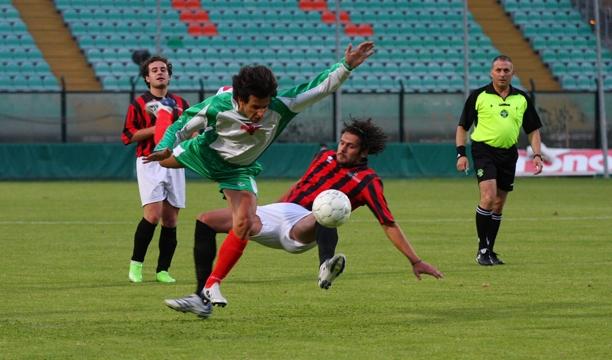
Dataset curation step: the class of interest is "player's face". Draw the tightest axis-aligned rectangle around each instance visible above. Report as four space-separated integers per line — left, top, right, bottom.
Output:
146 61 170 90
237 95 270 123
336 132 366 166
490 60 513 90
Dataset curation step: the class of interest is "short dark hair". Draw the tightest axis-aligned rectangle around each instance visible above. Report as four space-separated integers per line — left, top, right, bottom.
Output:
492 55 513 66
341 118 387 155
232 65 277 103
140 55 173 87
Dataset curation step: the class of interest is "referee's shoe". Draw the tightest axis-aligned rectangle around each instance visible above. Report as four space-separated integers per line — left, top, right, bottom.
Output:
476 248 493 266
489 251 505 265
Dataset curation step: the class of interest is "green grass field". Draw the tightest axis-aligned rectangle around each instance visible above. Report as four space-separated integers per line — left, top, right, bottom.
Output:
1 178 611 359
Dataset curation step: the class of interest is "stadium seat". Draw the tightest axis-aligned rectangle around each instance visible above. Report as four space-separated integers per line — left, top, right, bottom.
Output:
48 0 505 92
503 0 612 90
0 2 58 91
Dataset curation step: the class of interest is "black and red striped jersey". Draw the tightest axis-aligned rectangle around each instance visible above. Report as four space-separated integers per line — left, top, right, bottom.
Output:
280 149 395 225
121 91 189 157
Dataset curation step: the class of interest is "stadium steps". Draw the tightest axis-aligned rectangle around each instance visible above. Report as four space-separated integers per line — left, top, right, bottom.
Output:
13 0 101 91
468 0 561 91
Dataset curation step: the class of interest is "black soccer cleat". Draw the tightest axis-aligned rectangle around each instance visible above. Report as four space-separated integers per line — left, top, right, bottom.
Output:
489 251 505 265
476 249 493 266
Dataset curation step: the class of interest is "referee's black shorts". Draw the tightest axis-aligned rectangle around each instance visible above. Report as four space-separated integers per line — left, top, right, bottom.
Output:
471 141 518 192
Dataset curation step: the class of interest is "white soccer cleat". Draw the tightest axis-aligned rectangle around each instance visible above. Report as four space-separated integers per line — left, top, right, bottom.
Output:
164 294 212 319
318 253 346 290
203 282 228 307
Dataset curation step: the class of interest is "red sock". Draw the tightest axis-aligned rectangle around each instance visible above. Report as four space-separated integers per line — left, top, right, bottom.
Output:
153 109 173 144
205 230 248 288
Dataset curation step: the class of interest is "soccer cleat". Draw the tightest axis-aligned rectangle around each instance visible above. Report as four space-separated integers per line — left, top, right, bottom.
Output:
156 271 176 283
489 251 505 265
476 249 493 266
128 261 143 283
203 282 227 307
164 294 212 319
318 253 346 289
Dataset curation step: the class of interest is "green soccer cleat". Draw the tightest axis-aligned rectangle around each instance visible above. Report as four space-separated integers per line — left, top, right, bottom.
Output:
156 271 176 283
128 261 143 283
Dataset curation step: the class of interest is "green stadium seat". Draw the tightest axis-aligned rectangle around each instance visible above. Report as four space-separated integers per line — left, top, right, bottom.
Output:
46 0 507 92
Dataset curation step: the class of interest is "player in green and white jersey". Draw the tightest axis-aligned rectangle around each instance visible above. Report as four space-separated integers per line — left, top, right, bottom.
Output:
144 41 374 306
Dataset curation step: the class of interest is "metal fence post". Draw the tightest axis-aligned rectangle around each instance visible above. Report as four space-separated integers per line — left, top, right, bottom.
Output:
60 77 67 143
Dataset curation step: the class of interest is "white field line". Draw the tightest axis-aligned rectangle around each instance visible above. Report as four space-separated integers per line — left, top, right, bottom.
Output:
1 215 611 225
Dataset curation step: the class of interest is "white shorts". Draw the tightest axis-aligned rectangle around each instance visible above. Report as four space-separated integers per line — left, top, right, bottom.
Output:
136 157 186 208
251 203 315 254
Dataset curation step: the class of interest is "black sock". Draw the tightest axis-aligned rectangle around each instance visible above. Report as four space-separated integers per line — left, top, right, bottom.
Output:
315 222 338 266
131 218 156 262
475 206 492 251
157 226 177 273
489 213 502 252
194 220 217 296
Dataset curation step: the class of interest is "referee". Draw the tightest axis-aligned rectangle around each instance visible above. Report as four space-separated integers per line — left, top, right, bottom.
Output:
455 55 544 266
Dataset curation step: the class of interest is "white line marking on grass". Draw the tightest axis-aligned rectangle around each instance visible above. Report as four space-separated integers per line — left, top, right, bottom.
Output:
1 216 611 225
351 216 612 223
0 221 133 225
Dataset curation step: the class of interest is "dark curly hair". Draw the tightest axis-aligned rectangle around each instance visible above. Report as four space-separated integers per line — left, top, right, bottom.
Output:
140 55 172 87
341 118 387 155
232 65 277 103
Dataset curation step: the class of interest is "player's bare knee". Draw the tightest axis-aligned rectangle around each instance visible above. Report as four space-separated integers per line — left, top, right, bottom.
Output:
232 215 254 239
161 218 178 228
144 214 161 225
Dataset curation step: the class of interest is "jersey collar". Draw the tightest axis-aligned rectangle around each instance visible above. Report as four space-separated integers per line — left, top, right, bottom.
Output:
484 83 520 98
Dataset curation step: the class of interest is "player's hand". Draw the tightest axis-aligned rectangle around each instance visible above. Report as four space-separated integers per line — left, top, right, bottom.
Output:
533 157 543 175
143 149 172 163
456 156 469 173
344 41 375 69
145 97 177 117
412 260 444 280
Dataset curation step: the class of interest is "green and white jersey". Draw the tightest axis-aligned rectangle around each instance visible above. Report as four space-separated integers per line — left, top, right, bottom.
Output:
156 60 352 166
458 83 542 149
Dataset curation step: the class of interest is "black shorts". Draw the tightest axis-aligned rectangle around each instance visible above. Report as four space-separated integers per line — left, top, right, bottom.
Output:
471 141 518 192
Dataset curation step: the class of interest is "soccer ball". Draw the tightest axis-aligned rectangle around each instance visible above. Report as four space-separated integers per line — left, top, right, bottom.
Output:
312 189 352 228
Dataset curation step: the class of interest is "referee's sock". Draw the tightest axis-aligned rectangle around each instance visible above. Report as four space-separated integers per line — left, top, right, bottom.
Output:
315 222 338 266
475 206 492 252
131 218 156 262
194 220 217 296
488 213 502 251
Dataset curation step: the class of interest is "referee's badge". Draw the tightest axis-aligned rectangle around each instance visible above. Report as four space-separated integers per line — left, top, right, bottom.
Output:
499 109 509 118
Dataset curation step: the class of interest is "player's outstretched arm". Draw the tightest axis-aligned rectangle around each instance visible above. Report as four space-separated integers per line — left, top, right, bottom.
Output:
411 260 444 280
275 41 374 114
381 223 443 280
344 41 375 69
